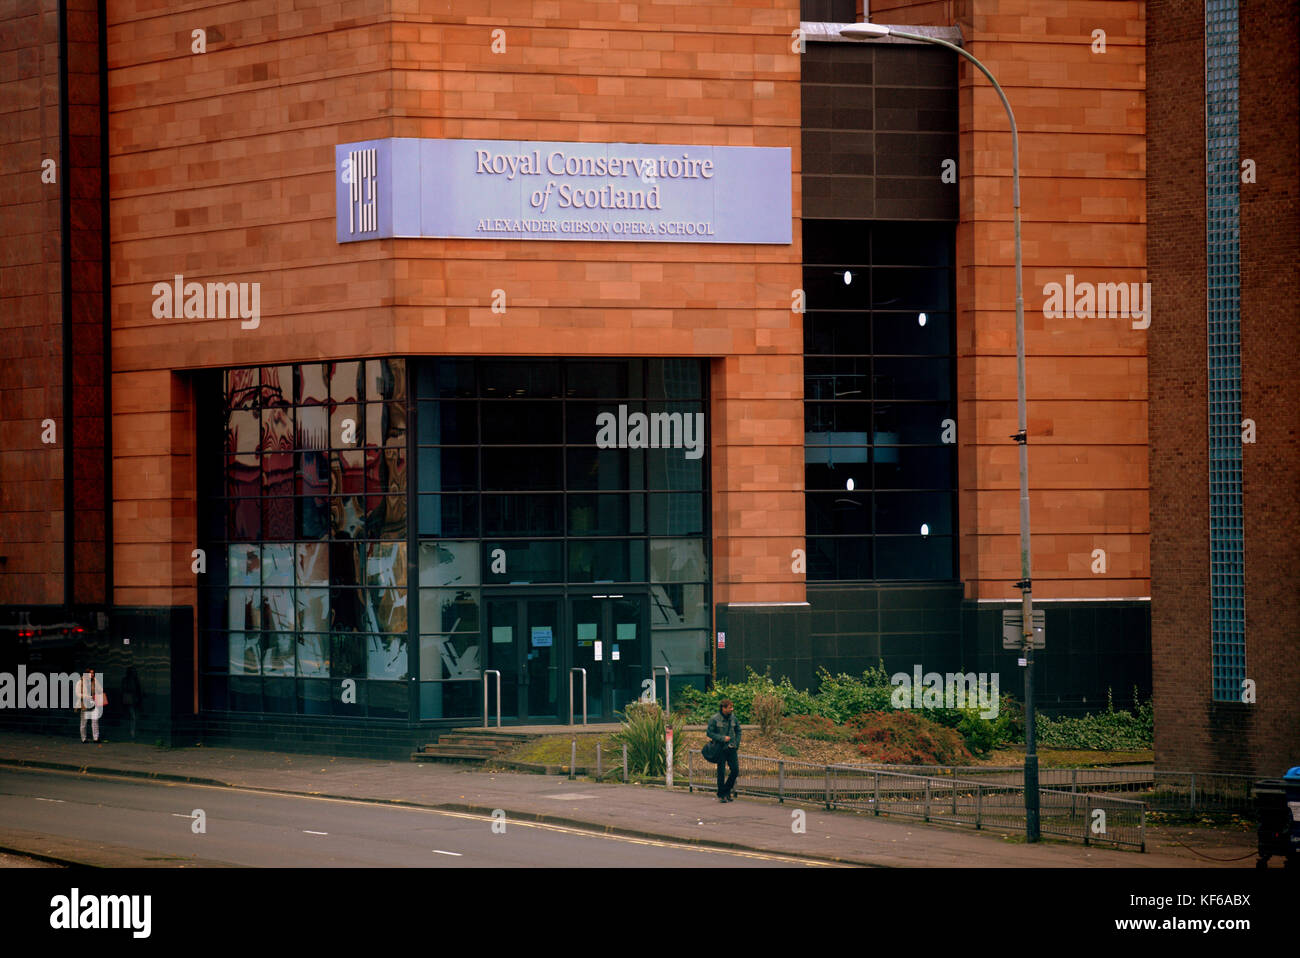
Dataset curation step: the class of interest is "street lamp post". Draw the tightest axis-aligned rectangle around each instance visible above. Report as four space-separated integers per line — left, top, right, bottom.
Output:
840 22 1039 841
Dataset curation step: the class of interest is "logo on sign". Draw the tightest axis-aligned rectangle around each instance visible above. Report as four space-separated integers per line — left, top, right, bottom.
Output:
345 147 378 234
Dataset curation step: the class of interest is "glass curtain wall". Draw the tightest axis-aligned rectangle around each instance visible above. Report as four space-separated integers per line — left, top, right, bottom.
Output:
198 358 710 722
803 221 957 580
198 361 409 718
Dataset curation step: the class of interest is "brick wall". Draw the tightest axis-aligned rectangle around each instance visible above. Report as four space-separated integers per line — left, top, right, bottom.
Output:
1150 0 1300 775
106 1 806 611
0 0 106 608
0 0 65 606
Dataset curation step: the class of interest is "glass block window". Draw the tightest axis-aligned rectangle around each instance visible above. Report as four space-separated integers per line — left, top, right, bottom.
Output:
1205 0 1245 702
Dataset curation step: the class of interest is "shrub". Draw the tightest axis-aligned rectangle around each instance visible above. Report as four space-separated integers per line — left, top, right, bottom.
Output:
674 668 816 723
751 690 784 737
1035 688 1153 750
780 713 849 741
810 665 895 722
849 711 973 765
954 709 999 756
992 694 1025 745
612 701 690 775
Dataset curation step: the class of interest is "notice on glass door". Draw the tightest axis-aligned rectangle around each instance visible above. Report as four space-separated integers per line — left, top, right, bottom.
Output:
594 640 603 661
492 626 513 644
577 623 597 646
531 626 553 648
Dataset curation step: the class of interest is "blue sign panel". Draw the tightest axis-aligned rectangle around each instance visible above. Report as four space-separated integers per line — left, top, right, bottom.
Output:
336 138 791 245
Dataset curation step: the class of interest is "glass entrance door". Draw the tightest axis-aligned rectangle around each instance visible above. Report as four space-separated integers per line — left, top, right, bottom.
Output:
569 594 647 720
485 595 563 723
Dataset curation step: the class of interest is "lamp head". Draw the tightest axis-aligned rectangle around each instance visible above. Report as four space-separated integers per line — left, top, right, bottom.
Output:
839 23 891 39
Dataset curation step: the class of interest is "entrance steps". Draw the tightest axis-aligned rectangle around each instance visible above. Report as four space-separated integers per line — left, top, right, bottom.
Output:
409 725 625 764
410 729 541 764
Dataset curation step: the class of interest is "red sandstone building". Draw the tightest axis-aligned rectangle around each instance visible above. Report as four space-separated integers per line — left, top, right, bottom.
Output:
0 0 1184 758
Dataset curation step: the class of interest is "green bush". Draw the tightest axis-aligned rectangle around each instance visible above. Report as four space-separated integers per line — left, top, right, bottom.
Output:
811 665 895 722
680 663 1026 757
1036 688 1153 750
675 668 815 723
612 701 690 775
954 709 999 756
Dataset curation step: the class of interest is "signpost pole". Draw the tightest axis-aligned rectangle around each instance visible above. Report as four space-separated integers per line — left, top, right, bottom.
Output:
665 726 674 788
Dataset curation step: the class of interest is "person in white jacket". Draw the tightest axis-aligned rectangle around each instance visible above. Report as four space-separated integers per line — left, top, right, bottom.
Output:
75 669 106 743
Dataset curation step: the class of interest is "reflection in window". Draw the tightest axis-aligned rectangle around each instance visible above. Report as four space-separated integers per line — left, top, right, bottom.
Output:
420 634 481 682
420 589 480 635
367 635 408 679
650 539 708 582
297 631 330 675
418 541 480 588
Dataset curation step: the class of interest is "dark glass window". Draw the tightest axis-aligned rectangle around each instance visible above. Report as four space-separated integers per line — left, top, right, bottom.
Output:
482 540 564 584
804 221 957 581
417 400 477 445
482 401 562 444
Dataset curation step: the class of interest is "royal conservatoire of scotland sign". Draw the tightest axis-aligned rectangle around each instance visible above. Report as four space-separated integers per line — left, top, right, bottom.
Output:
336 138 791 244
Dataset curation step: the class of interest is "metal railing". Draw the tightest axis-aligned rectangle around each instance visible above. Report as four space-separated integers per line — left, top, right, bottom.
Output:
481 670 501 728
685 751 1147 850
848 763 1258 815
594 742 629 783
568 668 587 726
652 665 670 715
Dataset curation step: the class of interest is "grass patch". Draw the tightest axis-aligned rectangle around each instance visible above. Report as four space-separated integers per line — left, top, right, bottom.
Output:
504 735 621 767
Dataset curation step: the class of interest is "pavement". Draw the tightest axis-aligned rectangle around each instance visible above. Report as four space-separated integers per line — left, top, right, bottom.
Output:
0 731 1260 868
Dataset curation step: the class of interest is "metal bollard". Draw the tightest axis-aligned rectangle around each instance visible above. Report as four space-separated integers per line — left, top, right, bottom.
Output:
824 766 831 810
873 771 880 815
569 739 576 780
924 779 931 822
622 743 628 783
975 783 983 829
596 742 602 779
778 760 785 803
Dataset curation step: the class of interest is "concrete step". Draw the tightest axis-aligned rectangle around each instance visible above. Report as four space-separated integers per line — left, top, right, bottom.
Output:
444 730 540 744
424 742 501 755
436 734 525 749
411 748 497 763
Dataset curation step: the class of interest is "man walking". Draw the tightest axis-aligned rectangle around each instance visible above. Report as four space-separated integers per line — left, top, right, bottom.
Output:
707 698 741 802
76 669 106 743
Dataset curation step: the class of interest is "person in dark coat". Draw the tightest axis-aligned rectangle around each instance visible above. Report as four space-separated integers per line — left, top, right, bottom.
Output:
707 699 742 802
